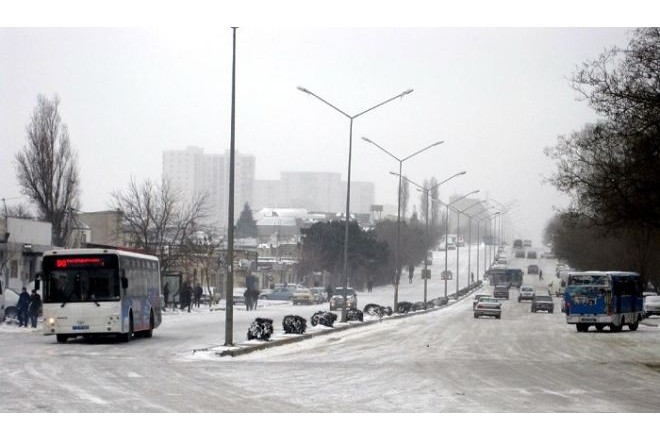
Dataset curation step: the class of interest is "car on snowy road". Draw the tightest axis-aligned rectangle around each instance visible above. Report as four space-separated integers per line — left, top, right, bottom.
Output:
518 285 535 302
292 288 316 305
441 270 453 280
473 297 502 319
493 284 510 300
259 286 295 301
527 264 539 275
644 293 660 317
329 293 357 311
531 294 554 313
473 293 488 309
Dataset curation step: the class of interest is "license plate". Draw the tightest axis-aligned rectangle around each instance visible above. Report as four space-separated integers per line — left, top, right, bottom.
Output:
72 325 89 330
581 318 596 323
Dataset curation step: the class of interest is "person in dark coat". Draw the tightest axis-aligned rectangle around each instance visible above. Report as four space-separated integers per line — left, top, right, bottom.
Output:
16 287 30 327
408 264 415 283
181 281 192 312
163 282 170 310
28 289 42 328
243 288 253 310
193 283 203 308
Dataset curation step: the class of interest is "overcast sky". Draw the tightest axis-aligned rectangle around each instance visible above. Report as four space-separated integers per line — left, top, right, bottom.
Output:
0 21 636 244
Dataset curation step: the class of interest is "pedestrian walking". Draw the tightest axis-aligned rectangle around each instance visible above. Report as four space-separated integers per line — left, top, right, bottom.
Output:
28 289 42 328
243 288 253 310
250 289 260 310
163 282 170 310
181 281 192 312
408 264 415 284
194 283 203 308
367 278 373 293
17 287 30 327
539 270 544 281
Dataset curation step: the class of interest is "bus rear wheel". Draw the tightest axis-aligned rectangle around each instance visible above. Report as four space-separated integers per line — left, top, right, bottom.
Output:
628 322 639 331
142 311 154 338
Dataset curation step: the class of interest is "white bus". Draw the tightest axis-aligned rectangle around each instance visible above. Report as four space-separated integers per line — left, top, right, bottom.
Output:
37 248 162 343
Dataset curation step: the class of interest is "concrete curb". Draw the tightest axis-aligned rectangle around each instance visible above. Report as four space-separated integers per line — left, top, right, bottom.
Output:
192 283 483 358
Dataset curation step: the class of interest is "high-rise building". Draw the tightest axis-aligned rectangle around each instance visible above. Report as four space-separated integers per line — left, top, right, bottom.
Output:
163 146 254 228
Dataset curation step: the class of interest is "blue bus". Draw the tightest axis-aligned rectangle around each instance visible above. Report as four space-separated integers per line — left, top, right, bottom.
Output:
564 271 644 332
38 248 162 343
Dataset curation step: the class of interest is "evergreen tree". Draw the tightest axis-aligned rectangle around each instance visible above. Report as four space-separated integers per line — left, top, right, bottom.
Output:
235 203 258 238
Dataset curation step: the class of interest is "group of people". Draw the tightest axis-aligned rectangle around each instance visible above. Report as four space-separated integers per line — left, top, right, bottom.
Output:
162 281 204 312
16 287 42 328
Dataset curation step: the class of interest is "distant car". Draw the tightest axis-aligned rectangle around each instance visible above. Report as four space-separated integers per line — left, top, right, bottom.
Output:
531 294 554 313
292 288 316 305
493 284 510 300
473 296 502 319
441 270 453 280
329 293 357 311
527 264 540 275
514 250 526 258
541 251 556 259
526 251 537 259
523 240 532 247
644 293 660 317
518 285 536 302
447 244 456 250
513 239 523 248
473 293 488 309
310 287 327 304
259 286 295 301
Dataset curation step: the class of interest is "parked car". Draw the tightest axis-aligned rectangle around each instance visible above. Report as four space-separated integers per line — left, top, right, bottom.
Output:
644 293 660 317
523 240 532 247
473 297 502 319
518 285 536 302
514 249 526 258
493 284 510 300
531 294 554 313
258 286 295 301
329 293 357 311
1 288 19 322
292 288 316 305
527 264 540 275
526 251 537 259
441 270 453 280
541 251 556 259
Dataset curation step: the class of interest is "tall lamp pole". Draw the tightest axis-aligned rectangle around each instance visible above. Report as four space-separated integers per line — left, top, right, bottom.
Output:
393 171 466 304
471 206 492 283
298 86 413 321
363 137 444 311
453 200 484 291
224 27 238 346
443 190 479 298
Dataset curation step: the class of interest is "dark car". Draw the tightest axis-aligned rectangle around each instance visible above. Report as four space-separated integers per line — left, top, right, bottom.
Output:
531 294 554 313
514 249 525 258
527 264 539 275
473 293 488 309
493 284 510 300
441 270 453 280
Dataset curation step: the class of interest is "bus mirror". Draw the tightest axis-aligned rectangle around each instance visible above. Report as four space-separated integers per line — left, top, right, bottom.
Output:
121 277 128 290
34 273 41 291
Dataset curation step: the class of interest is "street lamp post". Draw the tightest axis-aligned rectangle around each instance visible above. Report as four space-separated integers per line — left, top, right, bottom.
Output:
443 190 479 298
470 206 492 283
393 171 466 305
363 137 445 311
453 200 483 291
298 86 413 321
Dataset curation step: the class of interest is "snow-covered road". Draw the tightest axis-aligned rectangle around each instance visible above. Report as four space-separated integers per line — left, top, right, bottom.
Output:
1 247 659 413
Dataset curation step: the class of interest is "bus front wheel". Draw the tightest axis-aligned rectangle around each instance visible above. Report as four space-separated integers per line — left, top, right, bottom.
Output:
628 322 639 331
56 334 68 343
119 314 134 343
576 324 588 332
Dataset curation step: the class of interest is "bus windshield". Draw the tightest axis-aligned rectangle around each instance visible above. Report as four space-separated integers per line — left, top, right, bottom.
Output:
42 255 120 304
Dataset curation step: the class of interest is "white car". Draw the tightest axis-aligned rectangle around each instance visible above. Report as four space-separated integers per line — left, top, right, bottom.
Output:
644 293 660 317
518 285 536 302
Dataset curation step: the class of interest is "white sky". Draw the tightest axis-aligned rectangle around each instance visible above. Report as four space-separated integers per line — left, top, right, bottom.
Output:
0 2 649 246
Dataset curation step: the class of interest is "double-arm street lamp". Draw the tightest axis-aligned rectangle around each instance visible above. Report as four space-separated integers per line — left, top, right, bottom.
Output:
469 206 493 283
453 200 485 291
443 190 479 298
391 171 466 305
298 86 413 321
363 137 445 311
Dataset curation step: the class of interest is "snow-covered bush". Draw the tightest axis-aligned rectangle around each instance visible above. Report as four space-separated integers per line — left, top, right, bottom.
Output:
310 311 337 327
397 301 413 314
247 318 274 341
346 309 363 322
282 315 307 334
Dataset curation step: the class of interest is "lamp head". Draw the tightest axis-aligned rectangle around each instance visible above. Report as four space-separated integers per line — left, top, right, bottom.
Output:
297 86 311 94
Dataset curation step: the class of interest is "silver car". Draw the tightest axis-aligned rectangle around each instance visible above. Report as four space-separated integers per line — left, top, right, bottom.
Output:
474 297 502 319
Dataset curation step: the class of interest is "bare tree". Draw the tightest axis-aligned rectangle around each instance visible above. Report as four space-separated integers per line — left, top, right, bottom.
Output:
110 177 208 275
15 94 80 246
